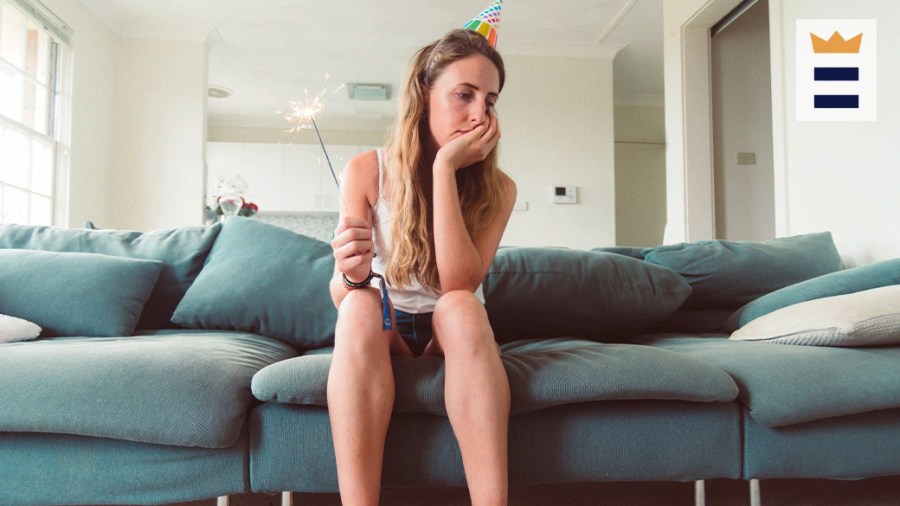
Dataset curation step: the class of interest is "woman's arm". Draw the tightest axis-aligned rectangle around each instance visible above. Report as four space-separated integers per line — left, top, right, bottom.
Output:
329 151 380 309
432 112 516 293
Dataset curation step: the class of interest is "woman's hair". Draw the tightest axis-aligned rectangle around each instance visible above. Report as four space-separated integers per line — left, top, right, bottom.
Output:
383 29 506 292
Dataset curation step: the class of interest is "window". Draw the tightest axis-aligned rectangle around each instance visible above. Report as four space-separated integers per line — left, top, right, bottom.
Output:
0 0 71 226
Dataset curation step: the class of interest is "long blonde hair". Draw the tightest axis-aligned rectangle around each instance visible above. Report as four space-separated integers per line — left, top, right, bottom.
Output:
384 29 506 292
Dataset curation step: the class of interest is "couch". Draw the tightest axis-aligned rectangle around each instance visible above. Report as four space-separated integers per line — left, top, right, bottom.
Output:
1 218 898 506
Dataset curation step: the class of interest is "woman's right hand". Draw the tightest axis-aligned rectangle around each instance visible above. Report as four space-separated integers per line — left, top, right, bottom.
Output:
331 216 374 283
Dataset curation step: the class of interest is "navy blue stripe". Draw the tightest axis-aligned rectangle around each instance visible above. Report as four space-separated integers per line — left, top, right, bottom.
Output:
814 95 859 108
814 67 859 81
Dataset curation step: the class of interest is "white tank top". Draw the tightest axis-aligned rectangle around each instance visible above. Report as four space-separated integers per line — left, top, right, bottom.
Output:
369 149 485 314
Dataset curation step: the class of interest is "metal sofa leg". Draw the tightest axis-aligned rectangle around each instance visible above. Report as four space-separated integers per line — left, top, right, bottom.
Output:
282 491 294 506
749 479 762 506
695 480 706 506
216 496 229 506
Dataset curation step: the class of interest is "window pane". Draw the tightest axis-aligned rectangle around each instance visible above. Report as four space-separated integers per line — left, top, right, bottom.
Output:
1 5 26 69
23 22 44 79
34 24 49 83
29 193 50 225
0 63 24 124
31 137 52 194
1 127 29 187
2 185 28 224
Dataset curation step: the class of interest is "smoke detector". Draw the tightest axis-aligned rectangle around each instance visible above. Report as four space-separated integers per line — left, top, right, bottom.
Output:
208 85 233 99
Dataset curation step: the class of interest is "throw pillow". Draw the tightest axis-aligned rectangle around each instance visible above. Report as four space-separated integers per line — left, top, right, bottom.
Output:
483 248 692 342
729 285 900 346
0 250 162 337
725 257 900 331
171 217 337 349
0 314 42 343
0 223 222 329
642 232 842 309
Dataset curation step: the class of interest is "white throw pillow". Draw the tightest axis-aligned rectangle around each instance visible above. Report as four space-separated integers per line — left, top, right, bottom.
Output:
0 313 42 343
730 284 900 346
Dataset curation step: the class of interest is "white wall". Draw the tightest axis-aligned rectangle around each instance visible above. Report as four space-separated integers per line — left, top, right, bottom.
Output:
499 55 616 249
711 0 775 242
41 0 117 228
769 0 900 266
39 2 208 231
110 39 207 231
614 104 666 246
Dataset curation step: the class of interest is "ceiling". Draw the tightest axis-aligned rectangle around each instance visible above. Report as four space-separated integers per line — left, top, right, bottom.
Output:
78 0 663 131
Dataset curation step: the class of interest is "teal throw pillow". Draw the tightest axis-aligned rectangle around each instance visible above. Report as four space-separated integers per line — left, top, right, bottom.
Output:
0 249 162 337
171 218 337 349
483 248 692 342
0 223 221 329
642 232 842 309
725 257 900 331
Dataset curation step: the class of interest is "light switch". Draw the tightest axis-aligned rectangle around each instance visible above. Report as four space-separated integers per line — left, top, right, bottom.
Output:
736 152 756 165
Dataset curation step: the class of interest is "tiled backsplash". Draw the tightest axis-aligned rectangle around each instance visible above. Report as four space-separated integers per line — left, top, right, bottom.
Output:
255 211 338 242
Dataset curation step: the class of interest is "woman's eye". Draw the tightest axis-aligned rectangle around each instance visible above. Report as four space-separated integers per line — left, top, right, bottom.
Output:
487 102 496 109
456 92 472 101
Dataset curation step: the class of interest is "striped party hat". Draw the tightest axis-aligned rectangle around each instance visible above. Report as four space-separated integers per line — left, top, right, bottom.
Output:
463 0 502 48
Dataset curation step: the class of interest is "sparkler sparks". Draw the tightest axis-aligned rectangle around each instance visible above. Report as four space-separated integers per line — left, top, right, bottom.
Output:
280 76 347 209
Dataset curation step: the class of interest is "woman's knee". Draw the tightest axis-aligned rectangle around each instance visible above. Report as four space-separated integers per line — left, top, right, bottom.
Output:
335 288 389 352
432 290 493 352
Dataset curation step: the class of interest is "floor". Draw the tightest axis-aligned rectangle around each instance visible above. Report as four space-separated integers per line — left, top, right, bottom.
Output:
169 477 900 505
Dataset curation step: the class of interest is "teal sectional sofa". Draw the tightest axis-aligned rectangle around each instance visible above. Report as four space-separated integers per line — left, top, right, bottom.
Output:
1 218 898 505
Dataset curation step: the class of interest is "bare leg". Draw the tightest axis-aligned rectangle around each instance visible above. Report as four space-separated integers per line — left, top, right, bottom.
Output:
427 290 510 506
327 288 409 506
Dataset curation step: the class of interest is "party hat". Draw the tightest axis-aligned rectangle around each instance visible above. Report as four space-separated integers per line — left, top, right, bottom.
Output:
463 0 502 48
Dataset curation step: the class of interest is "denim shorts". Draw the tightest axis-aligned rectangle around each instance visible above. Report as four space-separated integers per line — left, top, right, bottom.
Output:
394 310 434 357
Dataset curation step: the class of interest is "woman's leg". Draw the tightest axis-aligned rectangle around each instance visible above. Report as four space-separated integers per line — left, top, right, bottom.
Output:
327 288 410 506
426 290 510 506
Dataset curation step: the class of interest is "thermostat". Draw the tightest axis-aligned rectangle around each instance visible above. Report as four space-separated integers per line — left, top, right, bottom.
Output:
551 185 577 204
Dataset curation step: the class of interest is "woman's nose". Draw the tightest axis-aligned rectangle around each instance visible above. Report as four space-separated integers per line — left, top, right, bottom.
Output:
470 104 486 124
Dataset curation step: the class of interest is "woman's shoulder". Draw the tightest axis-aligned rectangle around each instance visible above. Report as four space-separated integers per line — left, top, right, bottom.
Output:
496 168 517 202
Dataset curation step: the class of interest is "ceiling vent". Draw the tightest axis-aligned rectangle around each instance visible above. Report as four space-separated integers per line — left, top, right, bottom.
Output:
347 83 391 101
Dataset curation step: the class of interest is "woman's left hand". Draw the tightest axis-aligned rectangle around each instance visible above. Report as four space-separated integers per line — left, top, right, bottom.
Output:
434 110 501 173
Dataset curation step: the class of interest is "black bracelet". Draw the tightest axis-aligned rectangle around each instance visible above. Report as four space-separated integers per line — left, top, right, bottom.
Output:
342 271 375 290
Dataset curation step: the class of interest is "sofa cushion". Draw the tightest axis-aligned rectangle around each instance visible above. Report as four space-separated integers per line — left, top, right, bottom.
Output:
642 232 842 309
635 335 900 427
0 223 221 329
730 285 900 347
0 330 296 447
0 249 162 337
171 218 337 350
482 248 692 342
725 257 900 330
251 338 738 416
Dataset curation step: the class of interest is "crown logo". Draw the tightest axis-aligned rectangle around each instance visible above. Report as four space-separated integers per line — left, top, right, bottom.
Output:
811 31 862 53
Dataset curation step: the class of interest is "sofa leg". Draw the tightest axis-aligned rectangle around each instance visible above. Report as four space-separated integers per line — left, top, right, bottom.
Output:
694 480 706 506
749 479 762 506
282 491 293 506
216 496 229 506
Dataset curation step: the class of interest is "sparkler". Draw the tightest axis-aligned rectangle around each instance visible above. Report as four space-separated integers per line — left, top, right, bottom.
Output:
280 79 347 209
281 79 393 331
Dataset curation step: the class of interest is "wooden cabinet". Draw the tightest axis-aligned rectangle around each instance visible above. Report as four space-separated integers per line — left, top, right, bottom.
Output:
207 142 377 212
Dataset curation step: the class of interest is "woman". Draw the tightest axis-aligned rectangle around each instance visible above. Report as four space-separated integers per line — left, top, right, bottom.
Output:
327 28 517 506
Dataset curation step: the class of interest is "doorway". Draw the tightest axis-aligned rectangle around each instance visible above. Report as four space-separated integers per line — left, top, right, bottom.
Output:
710 0 775 241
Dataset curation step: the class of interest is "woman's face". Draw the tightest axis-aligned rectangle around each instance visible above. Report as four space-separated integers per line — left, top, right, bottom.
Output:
425 53 501 152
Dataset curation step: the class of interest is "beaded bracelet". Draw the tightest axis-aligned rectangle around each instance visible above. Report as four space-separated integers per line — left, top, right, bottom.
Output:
342 270 375 290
